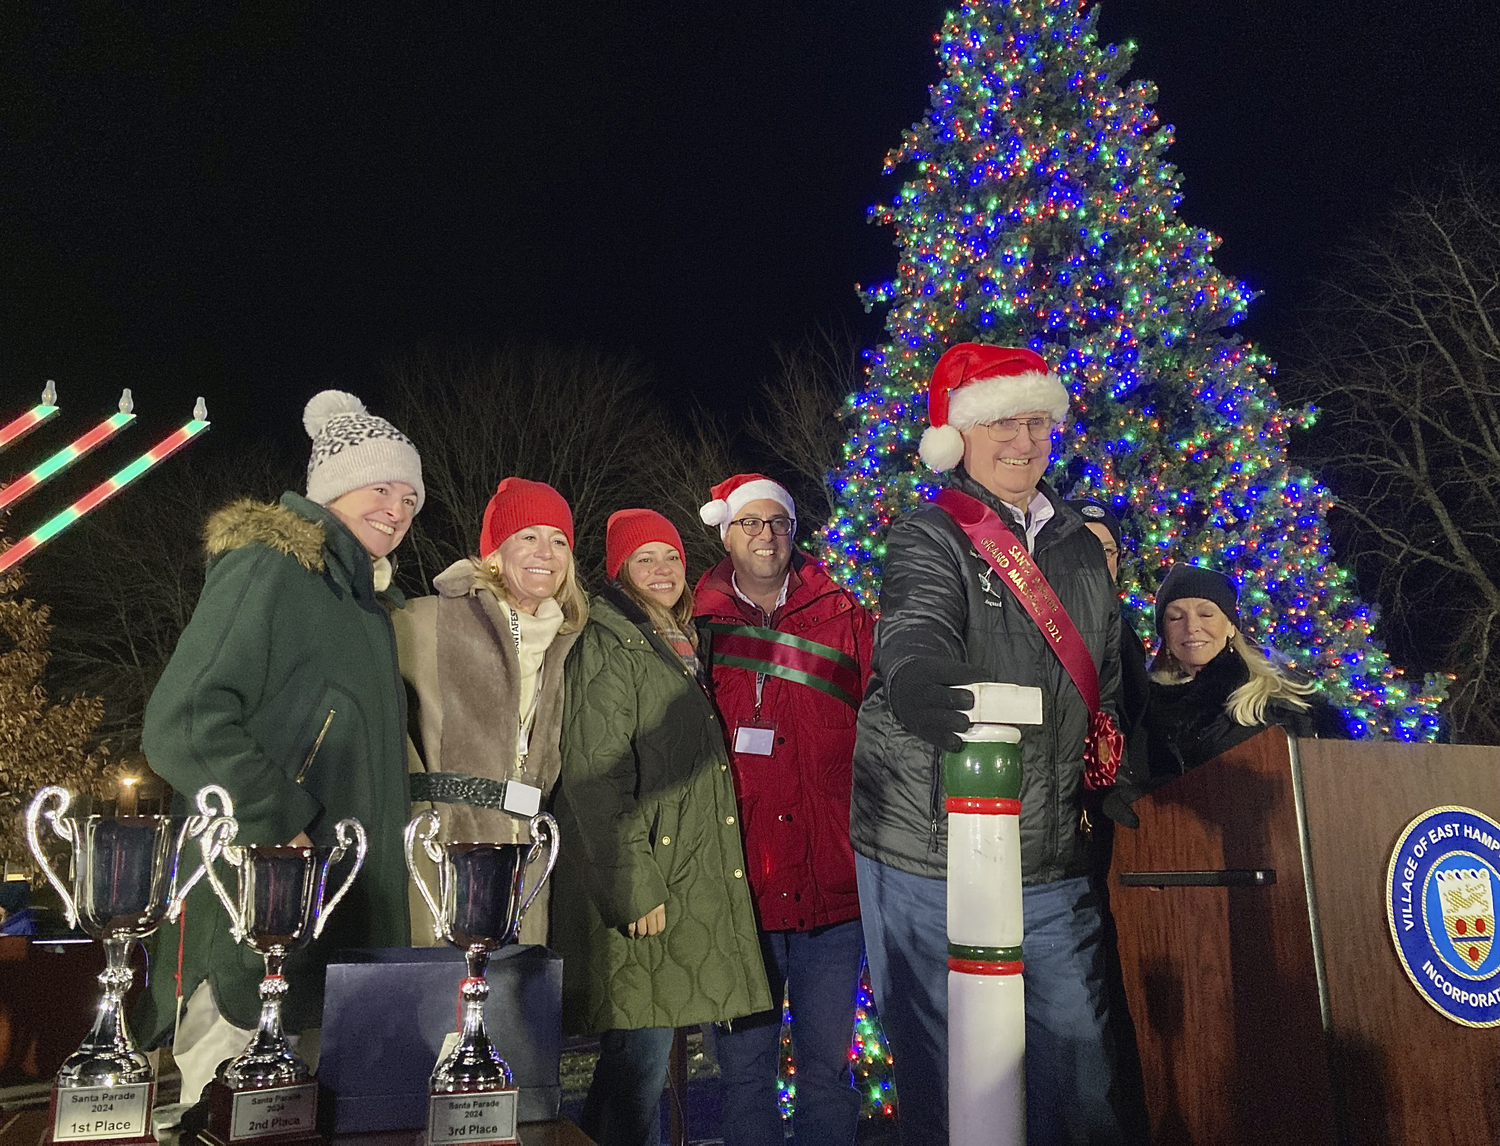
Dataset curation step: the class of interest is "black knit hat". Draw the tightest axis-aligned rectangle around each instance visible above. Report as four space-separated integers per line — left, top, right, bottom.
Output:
1066 499 1122 549
1154 564 1239 634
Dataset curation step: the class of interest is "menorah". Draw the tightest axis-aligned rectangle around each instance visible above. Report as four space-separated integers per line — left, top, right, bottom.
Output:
0 381 209 573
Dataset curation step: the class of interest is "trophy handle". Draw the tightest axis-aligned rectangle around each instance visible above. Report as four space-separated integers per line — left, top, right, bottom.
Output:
403 810 451 942
516 812 560 926
167 784 236 922
25 786 78 929
312 817 367 939
199 815 248 942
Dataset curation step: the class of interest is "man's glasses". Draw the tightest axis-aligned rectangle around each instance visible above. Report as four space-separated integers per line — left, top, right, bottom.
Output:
979 416 1057 443
730 516 795 538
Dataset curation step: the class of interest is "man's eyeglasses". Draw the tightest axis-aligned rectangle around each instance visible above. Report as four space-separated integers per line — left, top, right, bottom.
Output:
730 515 795 538
979 416 1057 443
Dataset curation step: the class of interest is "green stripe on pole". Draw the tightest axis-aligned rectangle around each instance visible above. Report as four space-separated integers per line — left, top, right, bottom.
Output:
942 738 1023 800
948 942 1024 962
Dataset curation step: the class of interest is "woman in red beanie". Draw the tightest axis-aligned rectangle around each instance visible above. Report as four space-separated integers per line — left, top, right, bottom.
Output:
551 509 771 1146
393 477 588 945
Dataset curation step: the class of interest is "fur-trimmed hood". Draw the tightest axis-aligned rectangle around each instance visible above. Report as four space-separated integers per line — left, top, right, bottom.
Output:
205 497 326 572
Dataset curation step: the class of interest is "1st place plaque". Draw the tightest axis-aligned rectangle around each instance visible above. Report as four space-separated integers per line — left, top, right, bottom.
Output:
50 1083 154 1144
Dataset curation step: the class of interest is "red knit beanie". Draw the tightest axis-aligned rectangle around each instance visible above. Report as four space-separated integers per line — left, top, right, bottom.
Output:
606 509 685 578
479 478 574 557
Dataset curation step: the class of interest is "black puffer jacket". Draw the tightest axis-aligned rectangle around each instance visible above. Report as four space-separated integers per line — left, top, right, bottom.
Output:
1143 644 1316 777
852 470 1122 885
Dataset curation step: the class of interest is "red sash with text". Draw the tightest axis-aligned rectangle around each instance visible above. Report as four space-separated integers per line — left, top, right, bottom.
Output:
934 487 1123 790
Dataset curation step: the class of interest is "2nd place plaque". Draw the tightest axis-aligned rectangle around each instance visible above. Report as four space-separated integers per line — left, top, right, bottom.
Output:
224 1083 320 1143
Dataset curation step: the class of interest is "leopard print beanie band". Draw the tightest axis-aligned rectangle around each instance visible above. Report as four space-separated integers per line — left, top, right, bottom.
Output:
303 390 425 511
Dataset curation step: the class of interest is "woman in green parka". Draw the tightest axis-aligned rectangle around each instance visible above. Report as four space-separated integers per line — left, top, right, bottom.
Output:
135 391 422 1108
553 509 771 1146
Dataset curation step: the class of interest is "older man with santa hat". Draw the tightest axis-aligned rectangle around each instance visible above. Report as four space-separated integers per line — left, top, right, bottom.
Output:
853 344 1127 1146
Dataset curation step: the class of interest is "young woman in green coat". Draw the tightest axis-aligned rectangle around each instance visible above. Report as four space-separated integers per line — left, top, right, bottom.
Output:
553 509 772 1146
137 391 422 1107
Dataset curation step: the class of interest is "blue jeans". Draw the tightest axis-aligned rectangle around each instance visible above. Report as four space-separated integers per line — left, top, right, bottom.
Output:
580 1026 676 1146
856 854 1124 1146
715 919 865 1146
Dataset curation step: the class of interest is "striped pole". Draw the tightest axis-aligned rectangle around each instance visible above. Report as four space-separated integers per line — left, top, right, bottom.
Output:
0 391 135 512
946 683 1042 1146
0 400 209 574
0 381 60 451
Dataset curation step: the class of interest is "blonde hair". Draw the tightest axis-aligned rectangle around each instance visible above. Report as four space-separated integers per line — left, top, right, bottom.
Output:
471 552 589 634
616 569 699 651
1151 629 1313 727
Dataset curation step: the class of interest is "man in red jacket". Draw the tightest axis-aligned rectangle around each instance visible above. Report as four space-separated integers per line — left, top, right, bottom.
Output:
695 473 874 1146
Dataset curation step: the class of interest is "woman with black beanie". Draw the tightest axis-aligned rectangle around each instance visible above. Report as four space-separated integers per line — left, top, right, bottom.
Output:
1143 564 1325 776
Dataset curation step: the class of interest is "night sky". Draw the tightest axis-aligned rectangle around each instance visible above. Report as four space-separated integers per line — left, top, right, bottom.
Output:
3 1 1498 465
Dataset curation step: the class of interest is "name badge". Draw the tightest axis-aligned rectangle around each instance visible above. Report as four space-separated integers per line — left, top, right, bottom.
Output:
733 724 776 756
503 780 542 817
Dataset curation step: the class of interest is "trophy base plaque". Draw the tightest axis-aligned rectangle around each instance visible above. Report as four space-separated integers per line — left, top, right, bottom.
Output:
194 1079 324 1146
43 1082 157 1146
425 1088 518 1146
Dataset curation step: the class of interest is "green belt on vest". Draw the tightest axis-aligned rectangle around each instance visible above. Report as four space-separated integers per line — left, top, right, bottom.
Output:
409 771 508 810
704 622 861 710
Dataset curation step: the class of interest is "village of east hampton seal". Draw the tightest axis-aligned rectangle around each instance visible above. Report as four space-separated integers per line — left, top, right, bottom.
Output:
1386 805 1500 1027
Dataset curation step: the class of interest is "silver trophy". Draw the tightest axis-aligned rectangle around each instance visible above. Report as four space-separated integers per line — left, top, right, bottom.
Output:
404 810 558 1146
25 783 232 1144
197 814 366 1093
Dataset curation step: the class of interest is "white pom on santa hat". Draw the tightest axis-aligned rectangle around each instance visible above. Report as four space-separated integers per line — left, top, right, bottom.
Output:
917 425 966 473
699 473 796 538
303 390 367 439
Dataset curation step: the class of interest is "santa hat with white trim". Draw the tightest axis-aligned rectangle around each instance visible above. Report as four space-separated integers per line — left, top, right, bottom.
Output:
699 473 796 539
919 343 1070 472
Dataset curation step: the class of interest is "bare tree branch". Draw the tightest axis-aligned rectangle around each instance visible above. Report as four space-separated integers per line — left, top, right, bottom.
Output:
1287 164 1500 742
745 323 863 526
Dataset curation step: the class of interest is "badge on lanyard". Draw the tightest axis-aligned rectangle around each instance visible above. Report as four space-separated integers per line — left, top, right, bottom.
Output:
508 606 545 815
733 722 777 756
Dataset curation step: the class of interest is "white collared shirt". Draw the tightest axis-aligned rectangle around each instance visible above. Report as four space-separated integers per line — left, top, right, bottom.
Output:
731 571 790 623
1007 490 1054 553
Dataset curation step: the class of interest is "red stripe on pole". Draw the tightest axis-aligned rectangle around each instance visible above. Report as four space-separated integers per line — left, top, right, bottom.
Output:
0 474 39 509
947 957 1025 976
945 797 1022 815
0 534 40 569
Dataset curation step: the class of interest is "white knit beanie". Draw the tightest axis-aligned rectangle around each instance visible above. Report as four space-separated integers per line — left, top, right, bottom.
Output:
303 391 425 511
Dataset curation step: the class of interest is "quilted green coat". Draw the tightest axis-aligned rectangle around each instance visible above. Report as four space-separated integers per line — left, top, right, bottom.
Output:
551 586 772 1034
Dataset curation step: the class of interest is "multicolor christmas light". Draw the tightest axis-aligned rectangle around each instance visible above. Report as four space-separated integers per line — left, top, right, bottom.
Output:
820 0 1446 739
773 963 897 1121
0 391 136 512
0 400 210 574
0 381 60 451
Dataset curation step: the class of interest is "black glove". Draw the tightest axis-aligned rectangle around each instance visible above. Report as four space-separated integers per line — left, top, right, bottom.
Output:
1101 787 1140 830
888 656 986 753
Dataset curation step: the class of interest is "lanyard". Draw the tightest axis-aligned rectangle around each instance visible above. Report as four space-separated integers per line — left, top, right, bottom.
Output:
508 607 543 764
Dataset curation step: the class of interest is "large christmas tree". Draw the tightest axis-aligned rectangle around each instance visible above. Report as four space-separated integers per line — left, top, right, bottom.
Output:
822 0 1444 739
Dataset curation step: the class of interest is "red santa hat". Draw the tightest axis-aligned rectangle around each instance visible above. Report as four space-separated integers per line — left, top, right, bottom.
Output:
919 343 1070 472
698 473 796 539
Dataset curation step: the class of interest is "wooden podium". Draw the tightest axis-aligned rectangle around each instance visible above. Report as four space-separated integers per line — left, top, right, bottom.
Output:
1110 728 1500 1145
